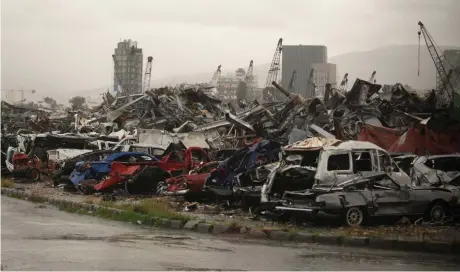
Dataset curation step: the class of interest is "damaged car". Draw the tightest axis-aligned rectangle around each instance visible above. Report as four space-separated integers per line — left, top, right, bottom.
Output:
411 154 460 186
69 152 160 193
260 137 411 211
275 171 460 227
157 161 219 199
204 140 281 201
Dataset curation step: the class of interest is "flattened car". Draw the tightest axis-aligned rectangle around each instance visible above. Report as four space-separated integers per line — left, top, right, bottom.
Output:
276 172 460 227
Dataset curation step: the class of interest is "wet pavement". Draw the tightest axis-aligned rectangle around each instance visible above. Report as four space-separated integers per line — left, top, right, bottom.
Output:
2 197 460 271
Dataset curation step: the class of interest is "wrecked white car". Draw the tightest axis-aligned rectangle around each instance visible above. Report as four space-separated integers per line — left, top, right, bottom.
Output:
411 155 460 186
261 137 411 205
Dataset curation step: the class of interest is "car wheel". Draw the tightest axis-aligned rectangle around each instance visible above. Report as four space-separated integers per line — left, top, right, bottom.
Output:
426 202 450 222
28 168 40 182
343 207 364 227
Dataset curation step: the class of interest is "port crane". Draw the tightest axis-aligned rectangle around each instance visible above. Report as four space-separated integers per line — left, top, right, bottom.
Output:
210 65 222 86
369 71 377 83
418 21 459 109
338 73 349 92
264 38 283 102
143 56 153 93
244 60 254 99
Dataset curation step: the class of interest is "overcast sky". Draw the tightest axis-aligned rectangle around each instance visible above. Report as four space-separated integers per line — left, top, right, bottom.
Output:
1 0 459 98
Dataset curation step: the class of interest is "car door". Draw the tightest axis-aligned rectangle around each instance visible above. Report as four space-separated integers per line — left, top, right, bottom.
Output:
371 177 412 215
377 150 411 186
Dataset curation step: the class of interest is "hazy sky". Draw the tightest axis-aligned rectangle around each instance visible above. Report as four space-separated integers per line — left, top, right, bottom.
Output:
2 0 459 98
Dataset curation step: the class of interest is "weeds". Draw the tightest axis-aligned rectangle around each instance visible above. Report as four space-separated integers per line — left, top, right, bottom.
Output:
101 198 190 221
1 179 15 188
84 195 102 205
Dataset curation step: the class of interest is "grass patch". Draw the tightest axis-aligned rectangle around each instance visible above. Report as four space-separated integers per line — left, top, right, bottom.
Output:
84 195 102 205
1 179 15 188
101 198 190 221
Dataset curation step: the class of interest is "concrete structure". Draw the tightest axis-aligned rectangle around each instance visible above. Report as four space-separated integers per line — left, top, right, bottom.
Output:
113 39 143 94
312 63 337 98
436 49 460 91
281 45 327 98
217 69 259 102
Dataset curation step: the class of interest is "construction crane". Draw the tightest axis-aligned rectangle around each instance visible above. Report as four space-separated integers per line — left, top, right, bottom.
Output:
264 38 283 102
210 65 222 86
265 38 283 87
418 21 457 107
369 71 376 83
244 60 254 99
143 56 153 93
288 70 297 92
338 73 349 92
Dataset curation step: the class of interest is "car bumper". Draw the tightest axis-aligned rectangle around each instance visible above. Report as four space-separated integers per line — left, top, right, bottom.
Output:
275 206 317 213
163 189 190 196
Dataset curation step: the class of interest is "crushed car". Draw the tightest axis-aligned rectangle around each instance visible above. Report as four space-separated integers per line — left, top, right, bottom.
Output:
204 140 281 202
411 154 460 186
275 171 460 227
69 152 160 193
260 137 412 213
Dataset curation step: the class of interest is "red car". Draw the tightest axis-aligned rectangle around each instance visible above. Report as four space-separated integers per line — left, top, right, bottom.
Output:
159 161 219 196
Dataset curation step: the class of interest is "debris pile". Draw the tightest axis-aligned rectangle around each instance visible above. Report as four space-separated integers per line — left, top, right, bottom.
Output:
2 76 460 228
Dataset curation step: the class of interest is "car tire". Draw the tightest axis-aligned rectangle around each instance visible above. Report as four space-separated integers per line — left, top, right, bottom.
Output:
425 201 450 223
343 207 365 227
28 168 40 182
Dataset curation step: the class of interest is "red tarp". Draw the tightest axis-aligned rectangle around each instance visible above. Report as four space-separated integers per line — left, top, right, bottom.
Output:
358 124 460 155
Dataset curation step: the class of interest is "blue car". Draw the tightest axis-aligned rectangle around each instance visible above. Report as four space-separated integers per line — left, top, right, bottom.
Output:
69 152 159 187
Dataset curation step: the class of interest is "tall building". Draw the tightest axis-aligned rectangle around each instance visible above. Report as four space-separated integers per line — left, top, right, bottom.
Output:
281 45 327 98
312 63 337 98
113 39 143 94
217 68 259 102
436 49 460 91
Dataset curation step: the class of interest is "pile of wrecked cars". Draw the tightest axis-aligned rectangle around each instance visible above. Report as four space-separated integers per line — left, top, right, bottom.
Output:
263 138 460 226
2 77 460 228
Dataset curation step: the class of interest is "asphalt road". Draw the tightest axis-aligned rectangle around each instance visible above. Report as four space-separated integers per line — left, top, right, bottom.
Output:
2 197 460 271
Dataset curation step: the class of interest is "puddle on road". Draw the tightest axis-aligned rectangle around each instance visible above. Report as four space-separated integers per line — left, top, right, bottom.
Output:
25 232 235 253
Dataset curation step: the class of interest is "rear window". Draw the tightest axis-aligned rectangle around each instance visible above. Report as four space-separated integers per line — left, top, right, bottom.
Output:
129 146 149 153
152 148 164 157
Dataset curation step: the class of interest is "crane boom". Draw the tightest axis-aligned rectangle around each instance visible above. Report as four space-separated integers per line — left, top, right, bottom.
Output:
338 73 349 92
265 38 283 87
418 21 454 106
244 60 254 98
143 56 153 93
369 71 376 83
211 65 222 86
288 70 297 92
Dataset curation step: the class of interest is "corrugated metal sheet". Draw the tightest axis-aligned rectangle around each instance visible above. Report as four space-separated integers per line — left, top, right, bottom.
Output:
281 45 327 98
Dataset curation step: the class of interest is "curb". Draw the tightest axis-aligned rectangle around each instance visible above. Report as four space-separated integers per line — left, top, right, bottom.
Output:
2 187 458 255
